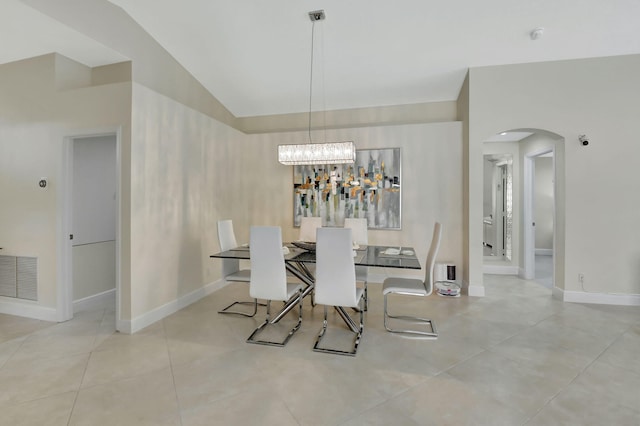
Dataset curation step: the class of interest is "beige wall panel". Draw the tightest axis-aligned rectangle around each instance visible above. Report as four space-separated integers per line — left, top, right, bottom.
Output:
469 54 640 295
129 83 245 318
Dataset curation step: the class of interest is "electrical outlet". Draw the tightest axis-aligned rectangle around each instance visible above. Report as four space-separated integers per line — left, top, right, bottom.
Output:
578 273 584 283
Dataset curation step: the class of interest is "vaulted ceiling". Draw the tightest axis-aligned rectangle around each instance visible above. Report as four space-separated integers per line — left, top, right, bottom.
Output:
3 0 640 118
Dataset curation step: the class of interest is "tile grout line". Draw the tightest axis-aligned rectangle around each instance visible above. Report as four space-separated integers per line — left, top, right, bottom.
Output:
162 317 185 426
0 335 30 370
520 323 630 425
66 333 96 426
67 306 110 425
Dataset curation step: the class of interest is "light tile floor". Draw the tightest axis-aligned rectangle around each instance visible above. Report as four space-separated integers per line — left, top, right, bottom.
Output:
534 255 553 289
1 275 639 425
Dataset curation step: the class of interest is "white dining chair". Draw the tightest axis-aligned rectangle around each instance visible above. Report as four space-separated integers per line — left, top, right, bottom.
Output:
344 217 369 310
217 219 263 317
298 216 322 242
297 216 321 301
246 226 304 347
382 222 442 338
313 227 365 356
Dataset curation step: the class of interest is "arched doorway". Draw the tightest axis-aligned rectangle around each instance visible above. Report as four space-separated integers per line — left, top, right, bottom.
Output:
482 128 565 293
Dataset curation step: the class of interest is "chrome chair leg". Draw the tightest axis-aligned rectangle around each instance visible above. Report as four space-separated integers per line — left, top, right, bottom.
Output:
364 283 368 311
247 290 303 347
313 298 364 356
218 298 266 317
352 284 367 313
383 293 437 338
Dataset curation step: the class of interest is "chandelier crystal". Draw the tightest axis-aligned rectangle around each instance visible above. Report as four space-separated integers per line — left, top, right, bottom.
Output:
278 10 356 166
278 141 356 165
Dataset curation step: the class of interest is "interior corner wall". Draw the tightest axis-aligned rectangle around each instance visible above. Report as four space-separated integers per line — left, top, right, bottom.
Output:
468 54 640 297
0 53 131 319
125 87 464 325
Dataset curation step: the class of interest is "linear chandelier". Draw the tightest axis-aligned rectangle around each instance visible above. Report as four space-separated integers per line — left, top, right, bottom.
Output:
278 141 356 165
278 10 356 165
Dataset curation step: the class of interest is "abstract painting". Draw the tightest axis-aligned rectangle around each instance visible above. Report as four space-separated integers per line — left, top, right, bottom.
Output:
293 148 401 229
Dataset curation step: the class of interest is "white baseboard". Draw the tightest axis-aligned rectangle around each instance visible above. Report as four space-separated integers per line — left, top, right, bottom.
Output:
535 249 553 256
467 282 485 297
0 298 58 322
117 279 228 334
483 265 519 275
555 288 640 306
552 286 564 301
519 267 534 280
73 288 115 313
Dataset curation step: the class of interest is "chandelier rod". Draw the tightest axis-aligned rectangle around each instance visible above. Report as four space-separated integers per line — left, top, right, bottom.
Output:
308 19 316 144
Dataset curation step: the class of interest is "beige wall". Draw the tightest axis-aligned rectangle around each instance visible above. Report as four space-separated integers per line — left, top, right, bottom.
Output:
115 86 464 323
469 54 640 296
0 54 131 315
128 83 246 319
237 101 458 134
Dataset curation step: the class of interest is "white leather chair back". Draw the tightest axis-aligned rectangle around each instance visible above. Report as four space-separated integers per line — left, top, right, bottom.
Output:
249 226 288 301
298 217 322 242
344 218 368 245
218 219 239 277
423 222 442 296
315 227 358 307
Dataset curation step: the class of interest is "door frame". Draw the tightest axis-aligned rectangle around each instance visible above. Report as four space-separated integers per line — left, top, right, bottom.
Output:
57 127 122 325
523 147 555 282
496 162 508 258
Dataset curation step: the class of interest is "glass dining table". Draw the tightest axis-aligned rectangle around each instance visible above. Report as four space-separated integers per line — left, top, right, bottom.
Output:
210 244 421 329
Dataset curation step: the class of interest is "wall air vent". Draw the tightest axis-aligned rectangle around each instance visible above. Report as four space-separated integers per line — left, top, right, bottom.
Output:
0 255 38 301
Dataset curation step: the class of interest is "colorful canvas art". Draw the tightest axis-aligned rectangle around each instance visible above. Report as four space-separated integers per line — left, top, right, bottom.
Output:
293 148 401 229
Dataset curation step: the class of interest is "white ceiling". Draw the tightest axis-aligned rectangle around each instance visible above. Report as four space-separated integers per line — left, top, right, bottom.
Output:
3 0 640 118
0 1 127 68
484 131 533 143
